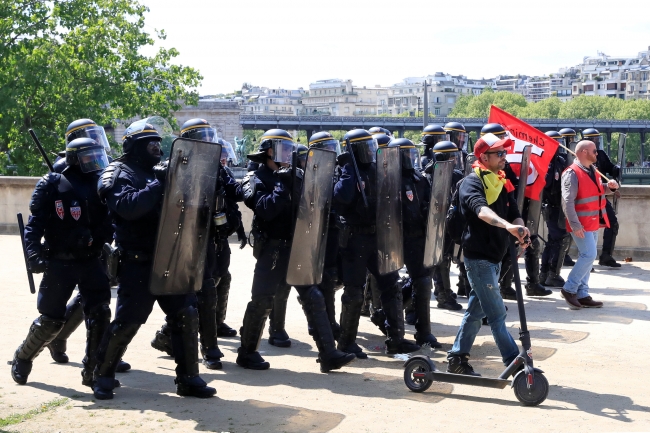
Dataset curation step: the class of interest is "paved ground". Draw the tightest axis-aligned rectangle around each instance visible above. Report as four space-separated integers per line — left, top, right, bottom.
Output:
1 234 649 433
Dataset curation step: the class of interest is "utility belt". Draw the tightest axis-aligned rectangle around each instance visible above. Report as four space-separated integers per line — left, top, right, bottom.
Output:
48 250 100 261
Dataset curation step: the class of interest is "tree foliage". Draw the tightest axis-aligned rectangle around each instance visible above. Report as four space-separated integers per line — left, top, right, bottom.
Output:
0 0 202 175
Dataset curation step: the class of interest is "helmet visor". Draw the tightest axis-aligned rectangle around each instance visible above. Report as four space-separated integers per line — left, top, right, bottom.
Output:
310 138 341 154
220 141 238 165
272 139 296 164
449 131 468 151
350 137 378 164
185 127 217 143
422 133 449 146
589 135 602 149
402 147 420 170
77 147 109 173
68 125 110 153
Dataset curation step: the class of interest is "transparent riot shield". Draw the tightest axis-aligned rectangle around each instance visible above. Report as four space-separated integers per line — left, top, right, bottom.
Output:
614 133 626 213
376 146 403 275
286 148 337 286
566 140 578 165
514 145 532 215
464 153 477 176
423 160 454 268
150 138 222 295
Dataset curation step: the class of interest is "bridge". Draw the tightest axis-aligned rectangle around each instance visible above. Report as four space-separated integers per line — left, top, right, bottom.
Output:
240 114 650 141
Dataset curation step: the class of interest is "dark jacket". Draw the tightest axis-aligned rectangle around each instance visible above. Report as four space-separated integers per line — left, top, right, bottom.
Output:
402 169 430 238
460 171 521 263
246 163 296 240
333 162 377 226
101 160 163 253
596 149 620 179
543 152 568 208
25 167 113 259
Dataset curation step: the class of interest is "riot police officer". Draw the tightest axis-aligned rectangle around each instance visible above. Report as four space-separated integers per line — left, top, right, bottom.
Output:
420 124 448 168
334 129 420 358
44 119 131 373
11 137 113 387
554 128 579 268
583 128 621 267
540 131 569 286
394 138 445 347
93 120 216 400
150 119 244 370
428 140 464 311
238 129 300 368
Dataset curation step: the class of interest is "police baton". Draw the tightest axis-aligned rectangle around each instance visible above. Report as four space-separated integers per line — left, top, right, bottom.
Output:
17 213 36 294
346 138 368 208
290 150 299 222
28 129 54 172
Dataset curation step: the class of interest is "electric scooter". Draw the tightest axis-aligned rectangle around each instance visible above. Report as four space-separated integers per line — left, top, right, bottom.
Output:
402 237 550 406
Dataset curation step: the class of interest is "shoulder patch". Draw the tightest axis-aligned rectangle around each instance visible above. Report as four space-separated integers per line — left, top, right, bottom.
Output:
97 162 123 199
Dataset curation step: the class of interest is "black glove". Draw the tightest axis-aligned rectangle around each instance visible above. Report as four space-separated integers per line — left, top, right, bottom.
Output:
238 234 247 249
153 161 168 183
336 152 352 167
27 254 47 274
237 225 247 249
274 166 292 181
424 161 435 174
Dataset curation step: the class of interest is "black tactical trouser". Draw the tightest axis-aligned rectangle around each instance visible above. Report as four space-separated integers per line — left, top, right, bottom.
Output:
601 199 619 257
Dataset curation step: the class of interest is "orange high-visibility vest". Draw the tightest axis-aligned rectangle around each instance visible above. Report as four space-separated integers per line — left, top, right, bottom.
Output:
564 163 609 232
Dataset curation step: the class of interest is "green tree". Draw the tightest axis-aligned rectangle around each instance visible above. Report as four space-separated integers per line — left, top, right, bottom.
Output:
0 0 202 175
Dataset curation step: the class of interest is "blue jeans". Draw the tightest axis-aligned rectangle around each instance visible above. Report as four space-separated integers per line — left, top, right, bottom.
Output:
564 230 598 299
449 257 519 365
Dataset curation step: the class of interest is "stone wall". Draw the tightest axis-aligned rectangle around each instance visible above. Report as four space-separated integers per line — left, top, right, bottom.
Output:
2 176 648 259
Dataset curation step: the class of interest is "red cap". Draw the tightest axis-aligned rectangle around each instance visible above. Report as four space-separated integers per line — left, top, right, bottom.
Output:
474 133 513 159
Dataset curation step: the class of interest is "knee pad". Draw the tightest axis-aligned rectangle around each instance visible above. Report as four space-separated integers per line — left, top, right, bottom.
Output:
174 306 199 333
33 315 65 340
301 286 326 311
218 271 232 287
341 286 364 306
87 304 111 326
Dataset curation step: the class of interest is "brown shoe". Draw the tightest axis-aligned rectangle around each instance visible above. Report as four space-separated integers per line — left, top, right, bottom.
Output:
578 296 603 308
561 289 582 310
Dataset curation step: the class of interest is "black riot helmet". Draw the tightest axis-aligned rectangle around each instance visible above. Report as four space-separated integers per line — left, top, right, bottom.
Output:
546 130 565 155
65 119 111 154
373 132 392 148
582 127 602 149
247 128 295 164
433 140 463 170
296 144 309 169
368 126 393 137
444 122 468 151
391 138 420 171
559 127 576 151
180 118 217 142
308 131 341 154
122 120 162 155
66 137 109 173
421 124 448 148
480 123 507 138
213 137 239 166
341 129 378 164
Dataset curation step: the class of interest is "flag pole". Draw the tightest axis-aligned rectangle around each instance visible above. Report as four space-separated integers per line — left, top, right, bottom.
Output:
558 142 611 182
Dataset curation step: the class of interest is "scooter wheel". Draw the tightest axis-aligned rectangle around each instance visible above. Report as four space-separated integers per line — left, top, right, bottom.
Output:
403 358 433 393
512 370 549 406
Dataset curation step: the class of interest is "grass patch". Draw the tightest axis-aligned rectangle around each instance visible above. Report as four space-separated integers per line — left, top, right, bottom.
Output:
0 398 69 427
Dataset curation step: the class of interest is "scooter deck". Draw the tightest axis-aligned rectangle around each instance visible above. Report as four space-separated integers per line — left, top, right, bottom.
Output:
426 371 512 389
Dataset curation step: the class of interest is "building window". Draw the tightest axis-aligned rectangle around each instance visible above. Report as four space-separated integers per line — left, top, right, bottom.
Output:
434 108 440 115
607 83 617 90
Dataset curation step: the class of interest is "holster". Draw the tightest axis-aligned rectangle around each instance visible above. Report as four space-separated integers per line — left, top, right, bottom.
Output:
251 229 266 260
103 243 122 282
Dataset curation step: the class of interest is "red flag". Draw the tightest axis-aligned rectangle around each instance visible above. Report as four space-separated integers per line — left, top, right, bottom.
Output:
487 105 558 200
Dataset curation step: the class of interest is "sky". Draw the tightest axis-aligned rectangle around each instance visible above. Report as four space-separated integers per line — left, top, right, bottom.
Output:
141 0 650 95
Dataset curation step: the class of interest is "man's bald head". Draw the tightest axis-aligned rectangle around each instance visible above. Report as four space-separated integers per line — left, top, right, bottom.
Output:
575 140 597 166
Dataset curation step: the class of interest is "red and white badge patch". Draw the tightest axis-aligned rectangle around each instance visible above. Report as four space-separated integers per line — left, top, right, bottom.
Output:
406 190 414 201
55 200 65 220
70 205 81 221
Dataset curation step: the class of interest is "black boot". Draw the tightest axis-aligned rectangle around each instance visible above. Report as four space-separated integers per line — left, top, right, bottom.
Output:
47 294 83 363
11 316 64 384
301 287 355 373
457 262 471 297
237 297 273 370
447 353 480 376
413 277 443 348
93 321 141 400
170 306 216 398
81 304 111 387
382 284 420 355
524 237 552 296
337 286 367 359
525 279 553 297
370 309 387 336
268 284 291 347
151 322 174 356
321 269 341 340
196 279 223 370
544 270 565 287
599 253 621 268
216 272 238 337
